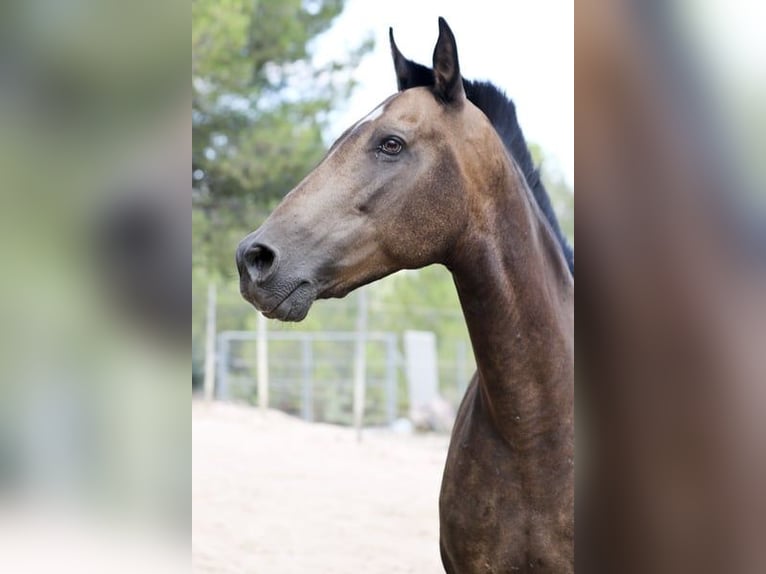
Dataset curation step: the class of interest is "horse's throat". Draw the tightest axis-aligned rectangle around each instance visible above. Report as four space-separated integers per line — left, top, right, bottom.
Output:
451 197 574 448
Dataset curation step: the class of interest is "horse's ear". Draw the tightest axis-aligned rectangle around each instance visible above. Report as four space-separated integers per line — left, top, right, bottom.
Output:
389 27 440 92
389 28 410 91
432 17 464 103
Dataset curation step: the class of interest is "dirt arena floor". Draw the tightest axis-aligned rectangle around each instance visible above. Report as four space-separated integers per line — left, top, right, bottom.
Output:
192 401 450 573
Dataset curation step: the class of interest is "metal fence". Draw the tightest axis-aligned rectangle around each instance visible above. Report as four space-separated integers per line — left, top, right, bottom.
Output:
214 328 474 428
193 282 477 429
217 330 400 426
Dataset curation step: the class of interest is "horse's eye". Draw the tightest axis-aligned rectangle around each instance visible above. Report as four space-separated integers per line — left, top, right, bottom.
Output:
378 137 403 156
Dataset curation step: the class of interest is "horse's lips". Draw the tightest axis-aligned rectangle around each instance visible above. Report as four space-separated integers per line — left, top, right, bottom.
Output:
260 281 315 322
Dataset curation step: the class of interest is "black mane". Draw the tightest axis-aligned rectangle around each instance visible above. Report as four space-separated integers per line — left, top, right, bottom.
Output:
465 80 574 275
394 59 574 276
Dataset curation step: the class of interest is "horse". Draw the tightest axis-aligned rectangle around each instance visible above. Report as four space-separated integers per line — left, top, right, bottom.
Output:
236 18 574 573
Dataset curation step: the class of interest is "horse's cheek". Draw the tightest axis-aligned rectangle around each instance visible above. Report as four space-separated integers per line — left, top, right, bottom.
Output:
373 148 465 266
379 184 462 267
419 161 467 257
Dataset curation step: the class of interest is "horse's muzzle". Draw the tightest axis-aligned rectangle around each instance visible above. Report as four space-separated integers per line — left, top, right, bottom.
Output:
236 235 317 322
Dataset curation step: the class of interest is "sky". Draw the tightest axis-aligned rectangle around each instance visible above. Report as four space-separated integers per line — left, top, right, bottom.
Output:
313 0 574 187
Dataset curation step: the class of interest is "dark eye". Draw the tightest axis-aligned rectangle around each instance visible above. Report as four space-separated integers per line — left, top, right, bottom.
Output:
378 137 403 156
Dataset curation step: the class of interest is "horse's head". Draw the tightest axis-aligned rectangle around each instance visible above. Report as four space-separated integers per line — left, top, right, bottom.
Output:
237 18 504 321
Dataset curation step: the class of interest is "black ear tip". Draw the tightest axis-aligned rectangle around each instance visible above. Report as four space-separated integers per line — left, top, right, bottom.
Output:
436 17 455 41
431 16 462 102
389 27 401 56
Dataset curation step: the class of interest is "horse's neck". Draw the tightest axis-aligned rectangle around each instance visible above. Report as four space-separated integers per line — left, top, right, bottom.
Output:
450 159 574 454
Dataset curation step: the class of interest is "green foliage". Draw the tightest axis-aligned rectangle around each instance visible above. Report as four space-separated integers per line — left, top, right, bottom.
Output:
529 143 574 243
192 0 371 277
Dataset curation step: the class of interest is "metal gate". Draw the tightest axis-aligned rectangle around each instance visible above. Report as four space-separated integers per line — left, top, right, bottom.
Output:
216 331 400 426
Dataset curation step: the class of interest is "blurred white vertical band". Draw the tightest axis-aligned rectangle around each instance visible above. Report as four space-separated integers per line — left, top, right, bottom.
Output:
203 282 217 401
257 312 269 409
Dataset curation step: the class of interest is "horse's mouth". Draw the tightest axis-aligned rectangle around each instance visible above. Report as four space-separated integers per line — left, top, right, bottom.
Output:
255 281 317 322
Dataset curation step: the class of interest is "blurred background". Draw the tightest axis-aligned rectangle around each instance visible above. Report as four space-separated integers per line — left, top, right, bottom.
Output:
576 1 766 572
0 0 188 572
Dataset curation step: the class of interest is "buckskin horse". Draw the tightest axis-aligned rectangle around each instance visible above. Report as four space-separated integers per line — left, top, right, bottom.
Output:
236 18 574 573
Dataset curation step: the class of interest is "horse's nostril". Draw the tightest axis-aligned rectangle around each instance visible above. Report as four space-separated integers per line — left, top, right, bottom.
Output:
242 243 276 281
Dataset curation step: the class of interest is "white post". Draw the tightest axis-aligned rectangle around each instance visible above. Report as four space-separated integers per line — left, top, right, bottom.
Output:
203 282 217 401
353 288 368 441
257 312 269 410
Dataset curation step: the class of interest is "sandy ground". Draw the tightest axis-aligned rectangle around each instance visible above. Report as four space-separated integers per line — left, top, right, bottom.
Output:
192 401 450 573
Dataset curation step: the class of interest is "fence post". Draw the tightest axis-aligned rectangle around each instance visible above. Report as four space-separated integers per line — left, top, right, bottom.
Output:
217 333 229 400
385 334 397 424
301 335 313 422
257 312 269 410
203 282 217 401
353 289 368 441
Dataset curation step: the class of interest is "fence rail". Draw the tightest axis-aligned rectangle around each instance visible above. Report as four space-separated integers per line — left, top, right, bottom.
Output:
217 330 401 427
